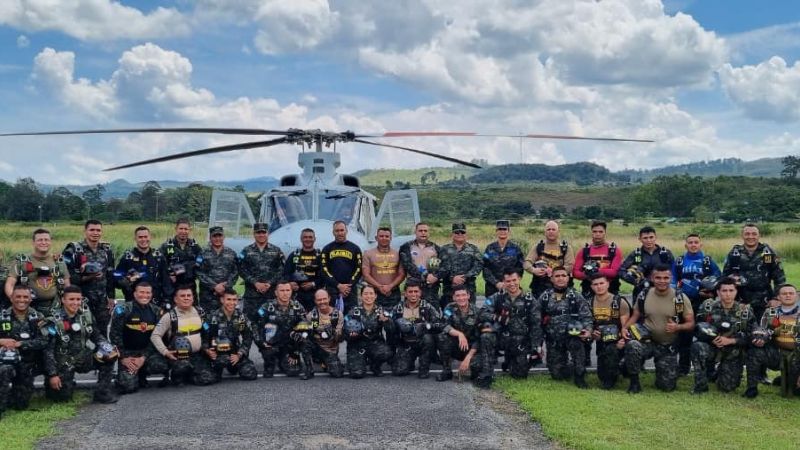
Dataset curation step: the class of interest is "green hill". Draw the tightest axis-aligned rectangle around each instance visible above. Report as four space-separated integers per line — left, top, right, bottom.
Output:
618 157 783 181
354 167 477 186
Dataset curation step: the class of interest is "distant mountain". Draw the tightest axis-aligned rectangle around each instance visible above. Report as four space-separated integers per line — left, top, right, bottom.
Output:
469 162 628 184
617 157 783 181
39 176 279 200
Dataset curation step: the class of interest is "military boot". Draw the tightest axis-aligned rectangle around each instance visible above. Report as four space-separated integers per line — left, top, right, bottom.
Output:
574 373 588 389
436 356 453 382
627 375 642 394
94 367 119 403
742 386 759 399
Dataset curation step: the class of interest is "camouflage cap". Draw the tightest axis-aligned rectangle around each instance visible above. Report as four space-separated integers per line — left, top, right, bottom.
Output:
496 220 510 229
452 223 466 232
253 222 268 232
209 226 224 236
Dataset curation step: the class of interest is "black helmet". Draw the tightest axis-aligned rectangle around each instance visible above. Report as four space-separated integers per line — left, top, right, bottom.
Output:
751 327 771 343
395 318 417 341
598 324 620 342
263 323 279 345
173 336 192 359
695 322 718 343
343 316 364 337
567 320 583 337
0 348 20 365
93 342 119 362
292 271 309 283
83 261 104 275
699 276 718 292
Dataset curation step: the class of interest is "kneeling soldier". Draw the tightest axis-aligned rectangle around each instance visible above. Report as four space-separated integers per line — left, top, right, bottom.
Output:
343 285 394 378
307 289 345 377
589 274 630 389
391 280 443 378
202 289 257 382
437 285 493 387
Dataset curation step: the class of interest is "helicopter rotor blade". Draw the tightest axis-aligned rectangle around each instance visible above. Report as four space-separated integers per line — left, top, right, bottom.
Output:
357 131 652 143
0 128 290 137
353 139 482 169
104 137 289 171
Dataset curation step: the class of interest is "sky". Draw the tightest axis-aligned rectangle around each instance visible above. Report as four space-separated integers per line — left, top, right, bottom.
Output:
1 0 800 184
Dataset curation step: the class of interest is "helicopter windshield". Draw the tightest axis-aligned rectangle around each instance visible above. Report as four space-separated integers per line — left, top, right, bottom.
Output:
269 189 361 229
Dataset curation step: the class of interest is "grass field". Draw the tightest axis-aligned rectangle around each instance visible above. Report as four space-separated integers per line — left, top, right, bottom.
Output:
2 392 87 450
497 373 799 450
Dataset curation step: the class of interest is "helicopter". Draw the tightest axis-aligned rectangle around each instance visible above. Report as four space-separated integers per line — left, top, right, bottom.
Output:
1 127 651 254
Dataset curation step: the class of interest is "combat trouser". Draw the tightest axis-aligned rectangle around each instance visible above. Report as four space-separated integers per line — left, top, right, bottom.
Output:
86 292 111 337
46 353 117 403
595 340 622 388
438 333 494 386
310 342 345 378
115 350 170 394
259 342 313 379
625 340 679 391
746 345 800 389
346 338 393 378
209 354 258 382
392 334 436 377
546 337 587 381
691 341 744 392
166 352 217 386
498 333 532 379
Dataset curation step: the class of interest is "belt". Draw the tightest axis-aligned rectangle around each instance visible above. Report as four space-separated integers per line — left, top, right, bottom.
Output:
175 329 201 337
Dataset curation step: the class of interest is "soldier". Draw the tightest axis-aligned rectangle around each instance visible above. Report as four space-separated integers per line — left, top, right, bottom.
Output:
623 264 695 393
149 286 216 387
483 220 525 298
239 222 286 322
439 223 483 307
252 281 313 380
391 280 443 379
159 218 203 304
362 227 405 309
539 267 593 388
524 220 575 297
343 285 393 378
110 282 169 394
437 285 494 388
4 228 70 314
673 233 721 375
43 286 118 404
196 226 239 312
723 223 786 322
62 220 115 334
691 277 755 394
589 274 630 390
0 285 48 417
307 289 345 378
321 221 362 312
573 220 622 297
398 222 442 305
619 226 675 301
114 226 165 307
480 269 542 381
283 228 322 311
202 289 258 382
743 283 800 398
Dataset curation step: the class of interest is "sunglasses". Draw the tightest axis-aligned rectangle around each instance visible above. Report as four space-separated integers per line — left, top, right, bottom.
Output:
453 230 466 235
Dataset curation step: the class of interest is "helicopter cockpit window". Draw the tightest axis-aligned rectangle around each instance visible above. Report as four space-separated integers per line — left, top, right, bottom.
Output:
319 192 359 229
271 192 312 228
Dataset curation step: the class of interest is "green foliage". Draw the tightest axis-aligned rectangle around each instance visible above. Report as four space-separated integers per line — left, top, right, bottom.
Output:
3 392 87 449
469 162 628 184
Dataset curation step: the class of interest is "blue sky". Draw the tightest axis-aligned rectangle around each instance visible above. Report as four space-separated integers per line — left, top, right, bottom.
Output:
0 0 799 183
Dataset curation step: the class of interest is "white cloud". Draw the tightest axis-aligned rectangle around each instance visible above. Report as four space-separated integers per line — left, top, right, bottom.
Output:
725 21 800 64
0 0 189 41
719 56 800 122
16 34 28 47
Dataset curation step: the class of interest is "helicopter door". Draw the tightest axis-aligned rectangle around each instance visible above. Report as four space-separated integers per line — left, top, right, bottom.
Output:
371 189 420 244
208 190 256 238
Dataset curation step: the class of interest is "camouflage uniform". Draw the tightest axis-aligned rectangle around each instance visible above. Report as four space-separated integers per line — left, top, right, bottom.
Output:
109 301 168 394
239 243 285 322
591 294 630 389
114 247 165 305
158 237 203 303
439 242 483 307
42 304 117 403
390 300 443 377
437 302 494 385
539 288 593 383
10 253 68 314
618 245 675 300
480 289 542 379
692 298 755 392
0 307 48 416
196 245 239 312
343 305 394 378
62 240 115 333
202 308 258 381
723 243 786 320
252 299 313 379
745 305 800 392
398 240 442 305
307 307 345 378
482 240 524 298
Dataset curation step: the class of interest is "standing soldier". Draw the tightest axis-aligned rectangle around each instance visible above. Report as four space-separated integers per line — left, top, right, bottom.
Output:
619 226 675 301
723 223 785 322
110 282 169 394
589 274 630 390
283 228 322 311
196 226 239 313
391 280 443 379
399 222 442 306
480 269 542 381
439 223 483 307
573 220 622 297
343 285 394 378
524 220 575 297
0 285 49 417
320 221 362 312
307 289 345 378
239 222 286 322
623 265 695 393
362 227 405 309
437 286 494 388
691 277 755 394
62 220 115 334
42 286 118 404
5 228 70 314
539 267 593 388
483 220 525 298
159 218 203 305
202 289 258 382
114 226 164 307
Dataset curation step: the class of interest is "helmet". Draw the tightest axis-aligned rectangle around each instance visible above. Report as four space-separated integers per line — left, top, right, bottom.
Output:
627 323 652 342
83 262 104 275
567 320 583 337
172 336 192 360
292 271 309 283
598 324 620 342
93 342 119 363
699 276 718 292
751 327 771 343
0 348 20 365
291 321 313 341
169 263 187 276
427 257 441 272
533 260 548 269
695 322 718 343
263 323 279 345
582 261 599 276
215 336 232 353
343 316 364 337
395 318 418 341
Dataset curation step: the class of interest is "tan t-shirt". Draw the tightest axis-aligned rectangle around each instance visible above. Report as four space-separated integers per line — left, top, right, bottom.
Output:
363 247 401 286
150 307 203 355
641 288 693 345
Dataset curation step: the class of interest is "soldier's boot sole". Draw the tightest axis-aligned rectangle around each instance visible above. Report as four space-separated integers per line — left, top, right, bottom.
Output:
742 386 759 399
